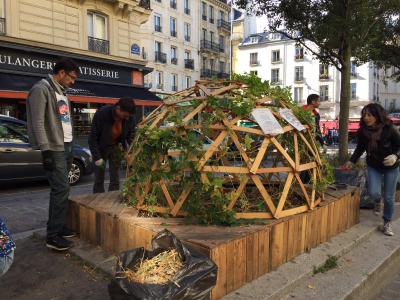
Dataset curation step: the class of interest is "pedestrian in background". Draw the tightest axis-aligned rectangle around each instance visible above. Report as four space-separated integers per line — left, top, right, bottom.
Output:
345 103 400 236
0 217 15 277
88 98 136 193
301 94 327 183
331 127 339 145
302 94 326 152
26 57 80 251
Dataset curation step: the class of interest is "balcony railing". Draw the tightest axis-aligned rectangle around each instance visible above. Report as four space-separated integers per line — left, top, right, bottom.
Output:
155 25 162 32
184 8 190 15
271 58 282 64
171 85 177 91
184 59 194 70
250 60 259 66
155 51 167 63
138 0 151 9
217 19 230 31
217 72 229 79
209 18 214 24
170 1 176 9
200 39 221 53
319 74 330 80
321 96 332 102
171 58 178 65
184 35 190 42
88 36 109 54
156 84 163 90
170 30 177 37
350 72 358 78
294 76 304 82
294 54 304 60
201 68 211 78
271 80 282 85
202 15 207 21
0 18 5 35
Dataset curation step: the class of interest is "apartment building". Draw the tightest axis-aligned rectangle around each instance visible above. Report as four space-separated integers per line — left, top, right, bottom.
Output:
380 66 400 111
0 0 160 136
231 12 400 120
142 0 231 98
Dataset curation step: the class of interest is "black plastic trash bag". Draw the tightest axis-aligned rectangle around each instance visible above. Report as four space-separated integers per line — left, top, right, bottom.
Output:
108 229 218 300
334 169 374 208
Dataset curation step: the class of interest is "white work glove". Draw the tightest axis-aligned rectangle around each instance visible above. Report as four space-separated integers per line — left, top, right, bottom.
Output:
322 144 327 154
95 158 106 169
383 154 397 166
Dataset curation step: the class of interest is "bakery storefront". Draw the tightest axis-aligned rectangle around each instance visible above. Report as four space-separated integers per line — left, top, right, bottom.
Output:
0 41 161 139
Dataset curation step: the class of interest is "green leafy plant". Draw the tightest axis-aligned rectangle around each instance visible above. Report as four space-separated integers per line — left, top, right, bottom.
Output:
123 75 334 226
313 255 338 274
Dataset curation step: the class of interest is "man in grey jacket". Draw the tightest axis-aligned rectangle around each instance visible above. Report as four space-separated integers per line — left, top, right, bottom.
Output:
26 57 80 251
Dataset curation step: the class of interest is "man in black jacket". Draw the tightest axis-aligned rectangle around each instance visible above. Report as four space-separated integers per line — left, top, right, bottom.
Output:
88 98 136 193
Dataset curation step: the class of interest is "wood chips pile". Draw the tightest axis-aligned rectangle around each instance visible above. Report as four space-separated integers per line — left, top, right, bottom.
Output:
116 249 183 286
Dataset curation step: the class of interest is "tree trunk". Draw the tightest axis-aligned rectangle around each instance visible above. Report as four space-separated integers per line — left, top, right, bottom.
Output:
338 46 352 165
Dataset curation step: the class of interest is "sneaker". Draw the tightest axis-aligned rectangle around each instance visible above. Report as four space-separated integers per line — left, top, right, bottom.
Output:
380 221 394 236
62 227 78 238
46 235 73 251
373 201 382 216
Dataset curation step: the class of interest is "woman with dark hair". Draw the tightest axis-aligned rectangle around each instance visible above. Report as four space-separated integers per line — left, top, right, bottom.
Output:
345 103 400 236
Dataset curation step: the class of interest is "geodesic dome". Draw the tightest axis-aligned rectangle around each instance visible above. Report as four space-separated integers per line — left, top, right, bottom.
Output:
124 79 327 222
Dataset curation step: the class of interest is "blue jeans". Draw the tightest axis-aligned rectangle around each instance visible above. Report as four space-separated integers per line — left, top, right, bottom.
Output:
0 251 14 277
45 142 73 237
93 144 120 193
368 166 399 222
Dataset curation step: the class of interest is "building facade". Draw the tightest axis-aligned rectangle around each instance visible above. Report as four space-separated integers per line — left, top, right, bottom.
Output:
0 0 160 136
142 0 231 98
232 13 400 120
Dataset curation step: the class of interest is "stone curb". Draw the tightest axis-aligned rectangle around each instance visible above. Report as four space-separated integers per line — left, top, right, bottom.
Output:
221 206 400 300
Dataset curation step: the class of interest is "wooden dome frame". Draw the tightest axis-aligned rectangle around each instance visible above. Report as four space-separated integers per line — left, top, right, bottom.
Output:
125 79 325 220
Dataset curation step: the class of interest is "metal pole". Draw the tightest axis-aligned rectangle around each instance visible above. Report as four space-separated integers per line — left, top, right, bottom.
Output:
230 1 233 80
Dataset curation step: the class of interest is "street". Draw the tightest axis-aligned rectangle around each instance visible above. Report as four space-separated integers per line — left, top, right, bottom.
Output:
0 169 127 235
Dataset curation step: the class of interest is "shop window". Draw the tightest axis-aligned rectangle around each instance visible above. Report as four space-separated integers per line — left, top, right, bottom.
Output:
73 107 97 136
87 12 109 54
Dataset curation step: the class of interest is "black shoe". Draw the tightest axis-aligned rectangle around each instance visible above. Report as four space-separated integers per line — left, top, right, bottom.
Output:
62 227 78 238
46 235 73 251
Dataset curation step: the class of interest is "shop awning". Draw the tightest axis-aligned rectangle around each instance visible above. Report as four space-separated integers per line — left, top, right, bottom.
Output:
0 72 161 102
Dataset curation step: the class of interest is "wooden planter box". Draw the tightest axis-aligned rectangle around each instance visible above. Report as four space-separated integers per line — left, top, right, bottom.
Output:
67 187 359 300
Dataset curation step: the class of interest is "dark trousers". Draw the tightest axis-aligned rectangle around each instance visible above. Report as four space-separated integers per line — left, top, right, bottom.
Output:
45 142 73 237
93 144 120 193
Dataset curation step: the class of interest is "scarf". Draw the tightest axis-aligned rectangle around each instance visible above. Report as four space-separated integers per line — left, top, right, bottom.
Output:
362 123 385 153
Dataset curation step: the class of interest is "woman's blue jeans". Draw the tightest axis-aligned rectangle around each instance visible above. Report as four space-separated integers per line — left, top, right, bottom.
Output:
368 166 399 222
45 143 73 237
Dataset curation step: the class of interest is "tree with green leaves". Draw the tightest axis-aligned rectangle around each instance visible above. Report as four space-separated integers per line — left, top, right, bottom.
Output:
235 0 400 164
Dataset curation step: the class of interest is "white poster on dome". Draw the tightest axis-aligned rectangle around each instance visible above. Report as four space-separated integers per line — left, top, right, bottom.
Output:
251 108 284 135
279 108 306 131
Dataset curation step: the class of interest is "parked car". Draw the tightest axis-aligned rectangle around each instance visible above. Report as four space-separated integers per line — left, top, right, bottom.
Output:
0 114 94 185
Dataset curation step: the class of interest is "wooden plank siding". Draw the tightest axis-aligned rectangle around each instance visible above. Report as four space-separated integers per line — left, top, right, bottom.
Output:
67 187 360 300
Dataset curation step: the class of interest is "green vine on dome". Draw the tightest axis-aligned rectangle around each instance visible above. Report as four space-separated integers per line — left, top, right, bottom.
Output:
123 75 334 226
